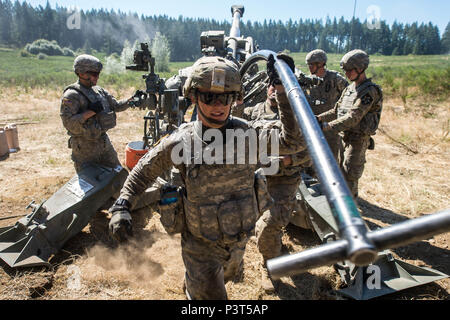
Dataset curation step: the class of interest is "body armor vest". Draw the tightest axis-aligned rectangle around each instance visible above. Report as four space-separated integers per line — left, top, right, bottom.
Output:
338 79 383 135
249 102 303 177
308 70 342 115
180 119 261 243
64 83 117 133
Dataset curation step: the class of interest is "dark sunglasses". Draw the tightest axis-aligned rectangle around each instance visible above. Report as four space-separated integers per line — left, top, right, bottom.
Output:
86 71 100 77
196 91 236 105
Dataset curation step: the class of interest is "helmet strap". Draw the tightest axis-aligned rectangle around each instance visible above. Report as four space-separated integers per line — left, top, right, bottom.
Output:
78 74 95 87
354 68 366 83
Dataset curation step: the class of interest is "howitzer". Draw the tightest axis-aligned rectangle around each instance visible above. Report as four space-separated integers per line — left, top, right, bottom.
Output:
126 43 187 148
200 5 256 64
241 51 449 298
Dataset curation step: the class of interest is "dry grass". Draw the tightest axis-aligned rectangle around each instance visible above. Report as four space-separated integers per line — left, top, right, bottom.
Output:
0 87 449 300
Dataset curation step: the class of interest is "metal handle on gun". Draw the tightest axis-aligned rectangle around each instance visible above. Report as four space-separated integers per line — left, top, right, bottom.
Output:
267 208 450 279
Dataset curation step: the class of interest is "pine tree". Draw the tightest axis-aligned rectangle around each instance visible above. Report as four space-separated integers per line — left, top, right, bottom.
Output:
441 22 450 54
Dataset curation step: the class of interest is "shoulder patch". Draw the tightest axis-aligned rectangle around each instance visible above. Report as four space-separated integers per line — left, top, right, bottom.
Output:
361 93 373 105
62 98 73 106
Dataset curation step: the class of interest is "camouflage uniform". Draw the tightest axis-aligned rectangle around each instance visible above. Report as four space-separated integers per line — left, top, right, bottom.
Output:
60 55 131 172
114 56 305 299
242 99 310 260
318 50 383 197
306 70 348 161
304 49 348 162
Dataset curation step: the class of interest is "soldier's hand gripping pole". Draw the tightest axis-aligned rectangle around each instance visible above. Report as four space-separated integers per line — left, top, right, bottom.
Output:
241 50 378 266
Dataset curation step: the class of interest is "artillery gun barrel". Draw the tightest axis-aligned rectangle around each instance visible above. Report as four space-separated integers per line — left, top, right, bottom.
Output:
267 208 450 279
228 5 244 60
241 50 378 266
230 5 244 37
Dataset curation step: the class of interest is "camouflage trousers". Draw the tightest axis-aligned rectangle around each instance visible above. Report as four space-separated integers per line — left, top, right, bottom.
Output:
302 131 341 178
324 129 343 165
256 172 302 261
341 133 370 198
69 134 121 173
181 231 248 300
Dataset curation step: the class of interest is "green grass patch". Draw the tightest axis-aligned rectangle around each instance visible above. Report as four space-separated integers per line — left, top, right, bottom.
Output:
0 48 449 99
290 52 450 98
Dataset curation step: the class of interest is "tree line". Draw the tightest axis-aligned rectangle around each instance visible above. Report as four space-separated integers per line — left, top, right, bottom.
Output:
1 0 449 61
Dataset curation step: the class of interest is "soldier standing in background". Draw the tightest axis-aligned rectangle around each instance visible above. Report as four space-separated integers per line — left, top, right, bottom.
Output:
242 82 311 291
317 50 383 198
304 49 348 162
60 54 135 173
107 55 305 300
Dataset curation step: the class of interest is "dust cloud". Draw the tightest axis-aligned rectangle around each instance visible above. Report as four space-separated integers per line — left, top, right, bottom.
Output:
81 227 184 295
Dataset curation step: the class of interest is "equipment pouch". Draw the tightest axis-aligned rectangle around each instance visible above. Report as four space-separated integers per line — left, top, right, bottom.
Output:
359 112 379 136
218 193 257 240
158 185 185 235
254 168 274 215
97 111 117 131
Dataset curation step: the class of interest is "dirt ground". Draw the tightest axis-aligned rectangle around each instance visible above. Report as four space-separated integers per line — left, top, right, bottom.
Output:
0 87 448 300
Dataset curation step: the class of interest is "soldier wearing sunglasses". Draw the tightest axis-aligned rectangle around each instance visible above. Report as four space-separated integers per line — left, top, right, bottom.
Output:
60 54 135 173
108 55 305 300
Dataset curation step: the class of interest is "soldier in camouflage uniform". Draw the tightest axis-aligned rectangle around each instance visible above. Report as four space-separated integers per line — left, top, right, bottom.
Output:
107 55 305 300
317 50 383 198
242 84 311 264
304 49 348 161
60 54 135 173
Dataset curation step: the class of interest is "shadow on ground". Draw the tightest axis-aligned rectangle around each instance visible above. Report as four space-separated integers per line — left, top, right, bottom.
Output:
359 198 450 275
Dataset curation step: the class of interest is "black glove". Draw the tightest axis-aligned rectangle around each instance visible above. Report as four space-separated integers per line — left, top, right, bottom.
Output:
298 74 323 87
267 53 295 86
108 198 133 242
88 100 104 113
132 90 147 102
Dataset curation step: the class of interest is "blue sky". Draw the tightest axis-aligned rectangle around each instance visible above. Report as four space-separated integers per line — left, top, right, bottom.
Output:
26 0 449 34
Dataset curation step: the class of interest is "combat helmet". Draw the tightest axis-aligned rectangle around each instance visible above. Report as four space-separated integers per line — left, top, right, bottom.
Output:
73 54 103 74
340 50 369 71
306 49 327 65
183 56 243 100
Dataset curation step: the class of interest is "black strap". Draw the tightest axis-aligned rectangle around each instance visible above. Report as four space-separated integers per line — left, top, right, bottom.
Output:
64 84 95 103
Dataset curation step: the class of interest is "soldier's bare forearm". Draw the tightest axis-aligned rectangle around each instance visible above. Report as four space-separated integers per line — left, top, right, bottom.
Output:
82 110 96 121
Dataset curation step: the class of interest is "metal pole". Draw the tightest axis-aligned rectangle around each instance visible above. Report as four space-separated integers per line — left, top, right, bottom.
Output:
228 5 244 61
242 50 377 266
267 208 450 279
